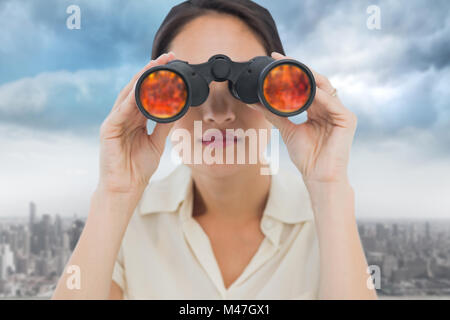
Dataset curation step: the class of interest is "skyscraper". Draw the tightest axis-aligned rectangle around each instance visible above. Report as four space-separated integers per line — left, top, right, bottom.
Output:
29 202 36 232
0 244 15 281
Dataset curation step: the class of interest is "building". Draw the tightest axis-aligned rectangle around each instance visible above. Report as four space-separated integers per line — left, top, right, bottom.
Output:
0 244 16 280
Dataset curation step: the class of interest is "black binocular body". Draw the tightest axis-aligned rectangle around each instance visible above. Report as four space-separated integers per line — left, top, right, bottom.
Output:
135 54 316 123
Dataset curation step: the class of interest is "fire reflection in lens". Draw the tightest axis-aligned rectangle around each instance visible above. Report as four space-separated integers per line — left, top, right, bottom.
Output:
262 64 312 113
139 70 187 118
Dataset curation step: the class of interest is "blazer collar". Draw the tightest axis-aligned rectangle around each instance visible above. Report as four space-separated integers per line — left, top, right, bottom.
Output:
139 164 314 224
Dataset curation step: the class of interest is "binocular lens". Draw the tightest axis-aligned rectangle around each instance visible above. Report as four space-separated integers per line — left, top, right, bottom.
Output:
136 54 316 122
262 64 312 113
139 70 188 119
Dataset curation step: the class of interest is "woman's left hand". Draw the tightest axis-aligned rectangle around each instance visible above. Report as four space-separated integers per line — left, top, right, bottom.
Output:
249 53 378 300
248 52 358 187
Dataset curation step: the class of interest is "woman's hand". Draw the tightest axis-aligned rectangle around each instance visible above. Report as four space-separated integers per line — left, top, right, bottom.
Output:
249 52 357 187
250 53 376 299
53 53 179 300
98 52 177 196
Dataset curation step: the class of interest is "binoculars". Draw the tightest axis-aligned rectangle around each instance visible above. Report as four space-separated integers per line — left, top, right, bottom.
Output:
135 54 316 123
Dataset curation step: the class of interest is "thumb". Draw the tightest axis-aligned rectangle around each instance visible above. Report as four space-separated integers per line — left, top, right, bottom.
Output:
147 122 174 156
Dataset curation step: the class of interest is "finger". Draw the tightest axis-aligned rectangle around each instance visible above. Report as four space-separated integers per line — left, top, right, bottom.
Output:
109 52 178 128
114 52 177 110
308 68 335 95
113 59 155 108
309 86 355 125
271 51 295 61
114 52 174 107
147 122 175 156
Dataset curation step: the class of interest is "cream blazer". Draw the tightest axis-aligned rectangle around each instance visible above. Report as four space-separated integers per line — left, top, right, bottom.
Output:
112 164 320 299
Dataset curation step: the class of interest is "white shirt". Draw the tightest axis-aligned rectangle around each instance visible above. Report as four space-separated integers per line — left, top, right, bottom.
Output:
112 164 320 299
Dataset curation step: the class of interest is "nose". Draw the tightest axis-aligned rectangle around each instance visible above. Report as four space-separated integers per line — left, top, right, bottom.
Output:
201 81 236 125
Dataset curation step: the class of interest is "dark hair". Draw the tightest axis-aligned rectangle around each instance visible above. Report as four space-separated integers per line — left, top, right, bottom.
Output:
151 0 285 60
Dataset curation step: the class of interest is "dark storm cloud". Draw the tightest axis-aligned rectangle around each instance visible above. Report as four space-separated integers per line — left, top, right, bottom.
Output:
257 0 450 156
0 0 449 156
0 0 179 84
259 0 450 74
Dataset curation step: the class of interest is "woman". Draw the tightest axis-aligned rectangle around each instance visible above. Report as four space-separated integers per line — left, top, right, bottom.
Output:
52 0 377 300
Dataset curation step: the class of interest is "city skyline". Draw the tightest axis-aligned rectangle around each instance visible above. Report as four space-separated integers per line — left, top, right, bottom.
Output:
0 201 85 297
1 200 449 298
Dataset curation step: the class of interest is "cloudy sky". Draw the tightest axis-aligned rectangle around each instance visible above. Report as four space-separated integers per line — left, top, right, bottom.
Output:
0 0 449 219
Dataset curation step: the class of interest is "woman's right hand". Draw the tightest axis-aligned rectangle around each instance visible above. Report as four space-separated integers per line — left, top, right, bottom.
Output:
53 53 178 300
97 52 176 197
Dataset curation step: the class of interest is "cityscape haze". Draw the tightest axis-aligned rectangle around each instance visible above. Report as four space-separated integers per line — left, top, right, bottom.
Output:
0 201 449 299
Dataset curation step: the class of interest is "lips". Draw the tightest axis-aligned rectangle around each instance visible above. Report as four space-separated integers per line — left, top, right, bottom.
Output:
200 129 240 147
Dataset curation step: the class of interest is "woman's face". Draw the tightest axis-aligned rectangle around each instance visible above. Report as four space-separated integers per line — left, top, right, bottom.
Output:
167 12 272 178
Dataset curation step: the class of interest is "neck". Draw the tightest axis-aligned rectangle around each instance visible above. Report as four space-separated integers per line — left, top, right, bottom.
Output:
192 165 271 225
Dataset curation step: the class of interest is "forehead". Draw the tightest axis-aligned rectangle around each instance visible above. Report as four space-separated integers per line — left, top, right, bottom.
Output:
168 12 267 64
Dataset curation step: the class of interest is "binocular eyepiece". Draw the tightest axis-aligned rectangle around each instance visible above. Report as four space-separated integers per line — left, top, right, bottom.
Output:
135 54 316 123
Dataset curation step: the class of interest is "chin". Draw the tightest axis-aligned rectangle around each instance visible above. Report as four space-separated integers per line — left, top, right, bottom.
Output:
178 139 267 178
